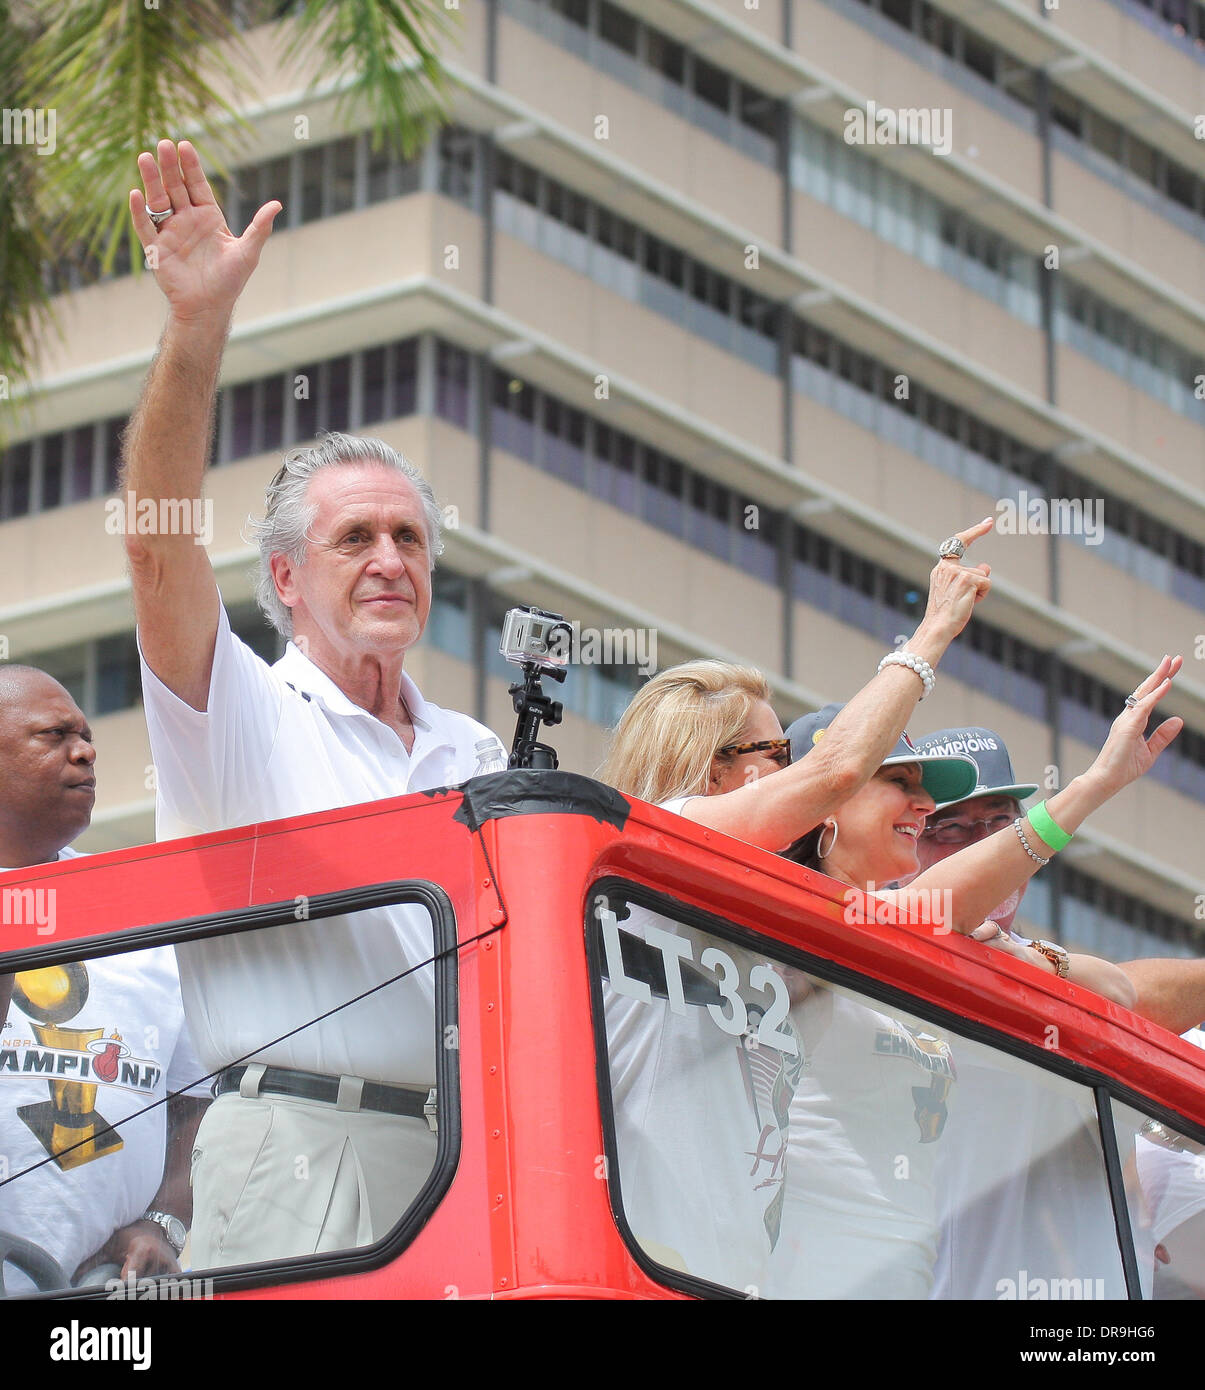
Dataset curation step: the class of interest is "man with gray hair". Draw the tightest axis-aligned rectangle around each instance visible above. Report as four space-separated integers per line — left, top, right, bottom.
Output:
122 140 505 1269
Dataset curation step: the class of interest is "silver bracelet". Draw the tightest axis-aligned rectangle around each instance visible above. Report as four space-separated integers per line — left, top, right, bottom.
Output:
877 650 935 700
1013 817 1051 866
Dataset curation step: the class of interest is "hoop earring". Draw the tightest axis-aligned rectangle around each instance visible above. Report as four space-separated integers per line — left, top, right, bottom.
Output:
818 819 838 859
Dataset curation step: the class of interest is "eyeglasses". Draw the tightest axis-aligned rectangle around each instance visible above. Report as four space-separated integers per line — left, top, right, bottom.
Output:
920 812 1015 845
717 738 792 768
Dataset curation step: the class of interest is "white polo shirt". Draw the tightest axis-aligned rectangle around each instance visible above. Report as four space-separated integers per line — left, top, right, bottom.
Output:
140 603 505 1086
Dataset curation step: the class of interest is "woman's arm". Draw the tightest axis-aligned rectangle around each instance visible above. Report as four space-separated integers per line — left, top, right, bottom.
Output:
971 923 1137 1007
900 656 1183 933
680 519 994 849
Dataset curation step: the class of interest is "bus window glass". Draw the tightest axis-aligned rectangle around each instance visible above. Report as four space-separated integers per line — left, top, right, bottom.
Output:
0 899 448 1297
1112 1095 1205 1300
591 890 1125 1299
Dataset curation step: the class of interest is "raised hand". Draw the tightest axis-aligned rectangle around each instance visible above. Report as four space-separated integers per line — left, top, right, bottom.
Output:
1084 655 1184 798
130 140 281 326
920 516 994 640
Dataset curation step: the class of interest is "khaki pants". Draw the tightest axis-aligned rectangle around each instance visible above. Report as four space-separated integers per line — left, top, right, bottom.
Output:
188 1081 437 1270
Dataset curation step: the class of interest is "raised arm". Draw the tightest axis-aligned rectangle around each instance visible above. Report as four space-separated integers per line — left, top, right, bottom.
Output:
902 656 1184 933
122 140 281 711
681 518 994 849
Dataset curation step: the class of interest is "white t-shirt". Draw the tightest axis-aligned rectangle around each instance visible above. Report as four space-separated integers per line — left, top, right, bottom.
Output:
1134 1023 1205 1278
769 987 956 1299
931 1049 1125 1300
140 603 505 1085
602 798 802 1295
0 850 207 1294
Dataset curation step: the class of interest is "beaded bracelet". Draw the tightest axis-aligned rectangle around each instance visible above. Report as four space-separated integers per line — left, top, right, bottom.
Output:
877 650 935 700
1026 800 1073 853
1013 817 1050 866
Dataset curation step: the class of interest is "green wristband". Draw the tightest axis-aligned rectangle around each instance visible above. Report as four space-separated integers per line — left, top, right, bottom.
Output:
1027 800 1073 853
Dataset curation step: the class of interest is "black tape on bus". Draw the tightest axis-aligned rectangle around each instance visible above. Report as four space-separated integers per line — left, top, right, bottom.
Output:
453 770 630 832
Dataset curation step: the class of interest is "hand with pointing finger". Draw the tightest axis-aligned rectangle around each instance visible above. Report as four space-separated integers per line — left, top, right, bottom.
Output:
922 516 994 643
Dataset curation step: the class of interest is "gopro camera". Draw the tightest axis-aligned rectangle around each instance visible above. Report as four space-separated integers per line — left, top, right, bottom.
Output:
499 606 573 674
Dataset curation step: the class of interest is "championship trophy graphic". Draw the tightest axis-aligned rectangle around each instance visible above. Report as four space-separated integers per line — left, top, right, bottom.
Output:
13 963 124 1170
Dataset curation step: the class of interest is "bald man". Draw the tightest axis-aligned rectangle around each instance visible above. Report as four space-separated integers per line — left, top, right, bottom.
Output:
0 666 98 1029
0 666 208 1295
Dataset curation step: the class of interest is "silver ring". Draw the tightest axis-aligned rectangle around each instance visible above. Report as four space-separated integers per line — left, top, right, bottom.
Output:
938 536 966 561
1124 694 1139 708
147 205 174 227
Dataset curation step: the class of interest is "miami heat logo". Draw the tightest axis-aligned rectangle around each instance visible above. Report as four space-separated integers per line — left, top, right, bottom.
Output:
87 1033 131 1085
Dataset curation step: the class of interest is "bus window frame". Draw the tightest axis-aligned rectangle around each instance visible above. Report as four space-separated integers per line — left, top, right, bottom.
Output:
0 880 461 1302
585 875 1205 1301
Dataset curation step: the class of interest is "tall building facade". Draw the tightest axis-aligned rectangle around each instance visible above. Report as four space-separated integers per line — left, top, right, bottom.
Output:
1 0 1202 960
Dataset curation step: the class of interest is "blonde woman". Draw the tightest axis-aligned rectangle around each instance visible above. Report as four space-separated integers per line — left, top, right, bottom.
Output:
595 520 994 1292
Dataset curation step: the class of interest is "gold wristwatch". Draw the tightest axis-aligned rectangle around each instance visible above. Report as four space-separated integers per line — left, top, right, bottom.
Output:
1031 939 1070 978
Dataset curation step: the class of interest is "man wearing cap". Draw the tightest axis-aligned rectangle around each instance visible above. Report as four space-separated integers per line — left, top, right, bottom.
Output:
908 733 1205 1033
908 726 1137 1300
908 727 1136 997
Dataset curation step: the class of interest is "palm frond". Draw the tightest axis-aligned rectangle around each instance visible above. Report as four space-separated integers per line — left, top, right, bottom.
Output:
281 0 456 158
21 0 252 273
0 0 56 414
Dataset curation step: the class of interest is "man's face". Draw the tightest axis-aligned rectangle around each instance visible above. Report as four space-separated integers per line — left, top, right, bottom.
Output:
272 463 434 663
916 793 1024 929
0 673 95 858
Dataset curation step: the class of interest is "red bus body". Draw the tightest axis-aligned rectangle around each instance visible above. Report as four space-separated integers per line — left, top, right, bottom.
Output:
2 771 1202 1300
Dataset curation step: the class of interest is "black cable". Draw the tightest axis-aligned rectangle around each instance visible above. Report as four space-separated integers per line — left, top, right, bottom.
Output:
0 917 506 1191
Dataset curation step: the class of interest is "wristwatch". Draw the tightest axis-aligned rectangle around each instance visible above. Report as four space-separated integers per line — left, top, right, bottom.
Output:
139 1209 186 1254
1030 939 1070 978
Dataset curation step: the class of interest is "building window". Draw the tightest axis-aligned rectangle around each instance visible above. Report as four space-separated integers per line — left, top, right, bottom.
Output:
435 342 472 429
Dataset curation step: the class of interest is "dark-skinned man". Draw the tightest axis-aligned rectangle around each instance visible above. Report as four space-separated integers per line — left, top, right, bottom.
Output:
0 665 208 1295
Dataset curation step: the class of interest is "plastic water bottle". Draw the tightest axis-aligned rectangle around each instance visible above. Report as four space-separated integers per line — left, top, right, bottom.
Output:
473 738 509 775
